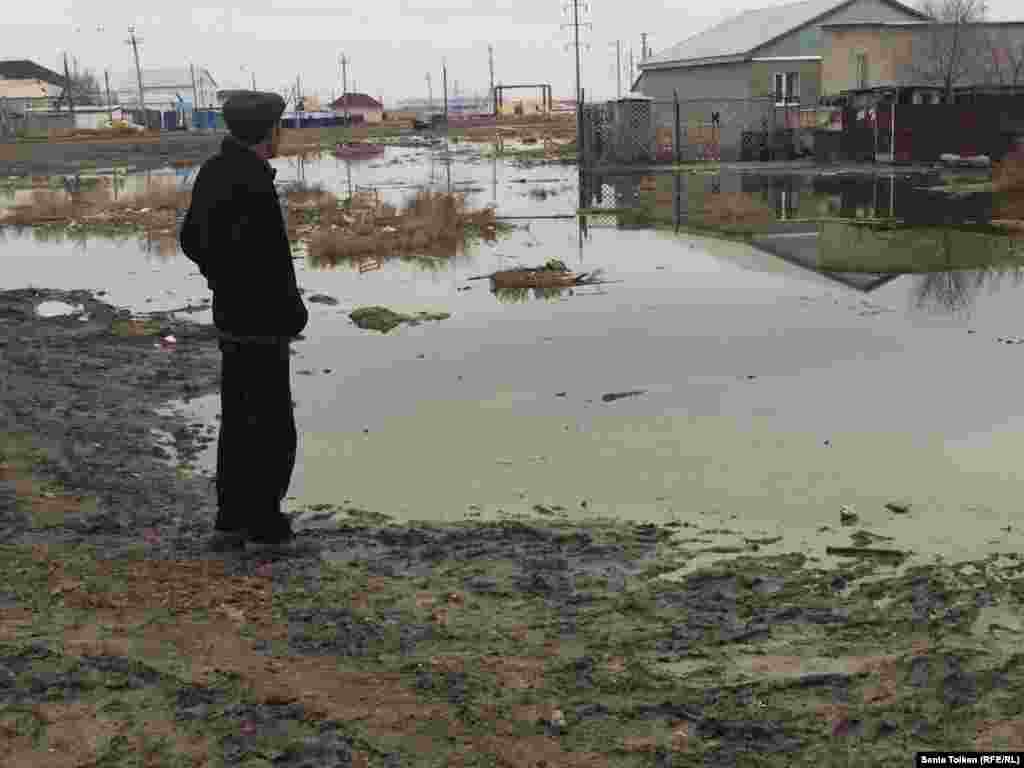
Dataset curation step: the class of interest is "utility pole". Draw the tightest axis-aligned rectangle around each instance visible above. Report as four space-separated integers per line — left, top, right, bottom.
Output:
616 40 622 98
641 32 648 61
190 63 198 130
442 59 448 122
63 52 75 116
105 69 114 126
560 0 590 113
127 26 145 127
573 0 581 108
488 44 495 116
341 54 348 97
251 72 256 90
426 72 433 111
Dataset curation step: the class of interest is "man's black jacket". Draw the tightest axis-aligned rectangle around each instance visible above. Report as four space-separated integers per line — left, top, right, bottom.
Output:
180 136 308 338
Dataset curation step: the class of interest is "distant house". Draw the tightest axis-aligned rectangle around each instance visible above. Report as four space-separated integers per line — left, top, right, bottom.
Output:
0 59 66 110
330 93 383 123
114 67 219 111
633 0 929 158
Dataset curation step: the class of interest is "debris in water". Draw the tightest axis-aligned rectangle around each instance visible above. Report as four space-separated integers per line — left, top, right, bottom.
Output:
826 546 908 563
349 306 451 333
601 390 647 403
839 506 859 526
307 293 340 305
885 502 911 515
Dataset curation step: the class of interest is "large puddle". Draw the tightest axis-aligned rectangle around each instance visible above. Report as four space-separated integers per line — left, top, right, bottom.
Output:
3 144 1023 570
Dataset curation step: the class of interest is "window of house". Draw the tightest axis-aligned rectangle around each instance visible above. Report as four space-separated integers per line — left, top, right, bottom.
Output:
856 53 869 89
774 72 801 105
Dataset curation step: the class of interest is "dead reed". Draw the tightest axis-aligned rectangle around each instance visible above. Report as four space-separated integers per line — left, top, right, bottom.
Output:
307 189 497 266
0 176 189 234
0 188 105 225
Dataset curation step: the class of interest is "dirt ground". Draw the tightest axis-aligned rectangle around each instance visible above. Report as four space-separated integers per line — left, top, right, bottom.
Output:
0 133 227 177
2 286 1024 766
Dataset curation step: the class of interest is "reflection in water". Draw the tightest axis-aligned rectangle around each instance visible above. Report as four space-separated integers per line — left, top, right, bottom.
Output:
579 168 995 228
492 285 570 303
913 266 1024 316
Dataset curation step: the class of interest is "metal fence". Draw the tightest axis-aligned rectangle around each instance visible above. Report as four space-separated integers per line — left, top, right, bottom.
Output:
580 96 834 168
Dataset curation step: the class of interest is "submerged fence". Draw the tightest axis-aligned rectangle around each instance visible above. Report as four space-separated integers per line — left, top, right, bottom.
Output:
579 94 837 168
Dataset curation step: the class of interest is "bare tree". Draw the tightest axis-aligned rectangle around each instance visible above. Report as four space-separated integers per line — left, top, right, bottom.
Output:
56 67 103 107
984 26 1024 86
910 0 989 101
71 68 103 106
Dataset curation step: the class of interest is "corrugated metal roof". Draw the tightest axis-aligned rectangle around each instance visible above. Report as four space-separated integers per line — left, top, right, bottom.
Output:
643 0 926 68
645 0 844 66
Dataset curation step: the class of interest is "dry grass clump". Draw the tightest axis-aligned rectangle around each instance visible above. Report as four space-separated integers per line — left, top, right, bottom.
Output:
994 148 1024 220
277 128 326 158
0 176 188 239
698 192 775 229
308 189 497 266
0 188 107 225
286 184 338 210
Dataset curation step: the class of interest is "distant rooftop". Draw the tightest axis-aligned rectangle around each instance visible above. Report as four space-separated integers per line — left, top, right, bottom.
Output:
331 93 383 109
0 59 66 86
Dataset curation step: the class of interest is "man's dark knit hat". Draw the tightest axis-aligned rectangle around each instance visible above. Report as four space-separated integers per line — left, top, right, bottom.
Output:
223 91 286 145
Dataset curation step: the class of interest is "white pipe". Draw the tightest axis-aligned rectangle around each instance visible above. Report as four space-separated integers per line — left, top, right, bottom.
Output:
891 98 896 163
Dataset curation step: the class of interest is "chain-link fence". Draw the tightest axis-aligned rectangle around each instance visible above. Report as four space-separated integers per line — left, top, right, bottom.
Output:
580 96 827 168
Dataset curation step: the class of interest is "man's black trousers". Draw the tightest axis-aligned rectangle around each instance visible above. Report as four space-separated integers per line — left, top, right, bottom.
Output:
215 337 296 539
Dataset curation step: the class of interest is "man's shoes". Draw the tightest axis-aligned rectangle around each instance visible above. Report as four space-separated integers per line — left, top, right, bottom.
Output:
246 528 321 556
206 529 248 552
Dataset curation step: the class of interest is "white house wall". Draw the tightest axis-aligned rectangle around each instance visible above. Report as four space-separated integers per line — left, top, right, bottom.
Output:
638 62 753 100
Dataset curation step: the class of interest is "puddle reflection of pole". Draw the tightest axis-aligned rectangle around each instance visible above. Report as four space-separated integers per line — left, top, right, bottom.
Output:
445 138 451 194
673 172 680 233
577 213 587 264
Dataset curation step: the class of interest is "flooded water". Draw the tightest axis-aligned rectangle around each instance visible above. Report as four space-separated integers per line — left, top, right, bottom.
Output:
3 143 1024 569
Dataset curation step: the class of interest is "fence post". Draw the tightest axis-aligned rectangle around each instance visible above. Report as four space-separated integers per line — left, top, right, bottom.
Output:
577 88 585 168
674 90 681 165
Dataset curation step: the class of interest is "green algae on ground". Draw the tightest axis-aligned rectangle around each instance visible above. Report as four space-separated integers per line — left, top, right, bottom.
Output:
349 306 451 334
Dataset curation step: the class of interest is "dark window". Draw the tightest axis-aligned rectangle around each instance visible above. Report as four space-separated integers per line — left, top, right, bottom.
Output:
774 72 800 104
856 53 869 89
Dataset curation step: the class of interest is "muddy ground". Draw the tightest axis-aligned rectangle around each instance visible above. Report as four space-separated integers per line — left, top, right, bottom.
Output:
2 286 1024 766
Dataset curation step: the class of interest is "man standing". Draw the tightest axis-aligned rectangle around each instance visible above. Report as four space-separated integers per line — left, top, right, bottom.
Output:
180 91 310 553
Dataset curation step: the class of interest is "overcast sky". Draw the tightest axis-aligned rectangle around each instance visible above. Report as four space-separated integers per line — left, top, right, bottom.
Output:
7 0 1022 105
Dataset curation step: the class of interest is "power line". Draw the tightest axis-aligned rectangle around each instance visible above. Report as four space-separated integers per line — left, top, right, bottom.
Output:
488 44 495 115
